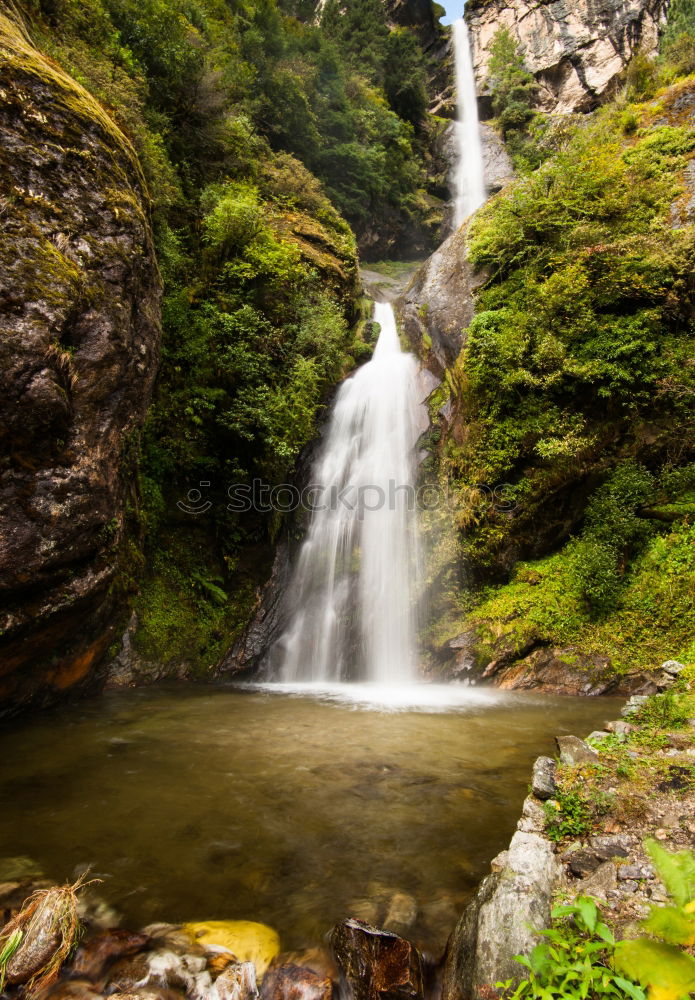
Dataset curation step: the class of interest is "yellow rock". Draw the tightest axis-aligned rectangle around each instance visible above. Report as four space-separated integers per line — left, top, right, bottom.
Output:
183 920 280 977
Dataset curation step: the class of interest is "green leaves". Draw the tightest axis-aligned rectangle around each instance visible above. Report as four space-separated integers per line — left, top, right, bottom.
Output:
614 939 695 1000
612 843 695 1000
645 839 695 910
502 896 645 1000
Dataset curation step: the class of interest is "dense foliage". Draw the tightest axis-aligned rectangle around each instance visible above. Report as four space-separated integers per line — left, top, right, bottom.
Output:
21 0 443 667
426 2 695 675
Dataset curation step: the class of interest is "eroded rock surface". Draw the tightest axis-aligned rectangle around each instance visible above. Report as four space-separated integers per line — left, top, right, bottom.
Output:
442 832 560 1000
0 14 161 714
466 0 669 114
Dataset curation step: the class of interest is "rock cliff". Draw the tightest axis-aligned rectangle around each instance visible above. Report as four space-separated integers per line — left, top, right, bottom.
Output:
0 14 161 715
466 0 669 114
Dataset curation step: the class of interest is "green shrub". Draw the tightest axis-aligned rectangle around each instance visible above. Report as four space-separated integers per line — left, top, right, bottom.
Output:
498 896 645 1000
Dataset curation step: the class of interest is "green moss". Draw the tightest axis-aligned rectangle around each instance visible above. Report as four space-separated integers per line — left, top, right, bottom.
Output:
133 542 258 674
470 521 695 674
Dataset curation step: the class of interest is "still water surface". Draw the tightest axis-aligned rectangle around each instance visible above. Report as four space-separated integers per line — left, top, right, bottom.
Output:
0 684 622 953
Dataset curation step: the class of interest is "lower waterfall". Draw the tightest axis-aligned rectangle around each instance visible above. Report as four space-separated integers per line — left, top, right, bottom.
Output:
274 302 423 684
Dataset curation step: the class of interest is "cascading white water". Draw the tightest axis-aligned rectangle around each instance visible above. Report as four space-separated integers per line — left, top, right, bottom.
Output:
275 302 422 685
452 17 486 229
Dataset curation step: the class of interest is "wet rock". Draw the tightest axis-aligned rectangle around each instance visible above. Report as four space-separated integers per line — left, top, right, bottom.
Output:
0 11 161 715
442 832 559 1000
215 962 259 1000
121 950 212 1000
5 885 81 987
384 893 417 933
105 954 152 991
270 950 337 984
37 978 105 1000
531 757 557 801
183 921 280 978
73 930 150 981
260 964 332 1000
330 919 424 1000
556 736 599 766
493 647 644 695
396 220 487 378
109 990 186 1000
218 543 292 680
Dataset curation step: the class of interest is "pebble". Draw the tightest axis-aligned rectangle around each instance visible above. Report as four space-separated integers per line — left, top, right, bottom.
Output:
621 880 639 894
617 866 642 881
655 829 669 840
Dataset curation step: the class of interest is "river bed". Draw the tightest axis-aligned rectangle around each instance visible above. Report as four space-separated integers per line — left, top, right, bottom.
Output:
0 684 623 953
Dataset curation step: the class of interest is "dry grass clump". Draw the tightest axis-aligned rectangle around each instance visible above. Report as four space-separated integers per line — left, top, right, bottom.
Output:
0 874 95 995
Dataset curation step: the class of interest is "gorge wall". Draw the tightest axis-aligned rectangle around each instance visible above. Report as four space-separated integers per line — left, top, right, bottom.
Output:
466 0 670 114
0 14 161 715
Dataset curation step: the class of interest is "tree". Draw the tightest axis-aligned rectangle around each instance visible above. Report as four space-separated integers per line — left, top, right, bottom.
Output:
383 28 428 126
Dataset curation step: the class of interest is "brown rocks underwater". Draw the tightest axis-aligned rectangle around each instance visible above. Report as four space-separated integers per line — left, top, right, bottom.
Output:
0 871 438 1000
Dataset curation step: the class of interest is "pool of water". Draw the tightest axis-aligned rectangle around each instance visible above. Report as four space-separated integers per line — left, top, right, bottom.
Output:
0 683 622 954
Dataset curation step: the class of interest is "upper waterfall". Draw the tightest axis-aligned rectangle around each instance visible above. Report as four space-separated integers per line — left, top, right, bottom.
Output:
452 17 486 228
274 302 423 685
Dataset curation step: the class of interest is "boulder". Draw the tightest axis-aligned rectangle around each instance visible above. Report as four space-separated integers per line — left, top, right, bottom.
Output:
329 919 424 1000
0 11 161 715
442 832 560 1000
531 757 557 801
555 736 599 766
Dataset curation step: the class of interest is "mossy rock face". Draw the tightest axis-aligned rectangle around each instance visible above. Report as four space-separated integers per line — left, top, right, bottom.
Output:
0 13 161 716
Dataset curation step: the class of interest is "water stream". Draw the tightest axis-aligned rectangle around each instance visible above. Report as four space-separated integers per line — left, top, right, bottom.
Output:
452 18 486 228
0 686 623 953
275 302 423 684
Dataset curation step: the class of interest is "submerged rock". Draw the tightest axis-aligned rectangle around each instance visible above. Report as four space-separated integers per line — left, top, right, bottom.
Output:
330 919 424 1000
216 962 259 1000
260 964 332 1000
183 921 280 979
73 930 150 982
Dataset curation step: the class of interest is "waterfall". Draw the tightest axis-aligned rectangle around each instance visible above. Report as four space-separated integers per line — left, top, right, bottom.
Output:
452 17 486 229
275 302 422 685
